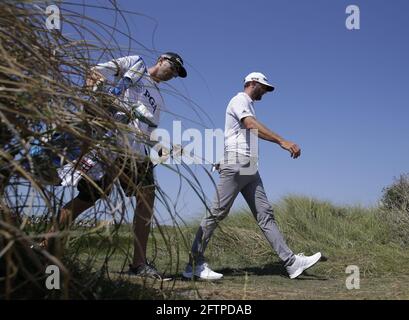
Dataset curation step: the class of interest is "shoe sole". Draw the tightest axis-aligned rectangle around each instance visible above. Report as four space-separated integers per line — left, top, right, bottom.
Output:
289 253 322 279
128 271 173 281
131 274 173 282
161 277 173 282
182 271 223 281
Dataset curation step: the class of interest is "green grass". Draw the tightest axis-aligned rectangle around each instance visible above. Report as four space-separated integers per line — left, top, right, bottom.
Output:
59 195 409 299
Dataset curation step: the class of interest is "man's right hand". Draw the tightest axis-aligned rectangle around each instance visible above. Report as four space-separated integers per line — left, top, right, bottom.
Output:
86 68 106 88
107 77 132 97
279 140 301 159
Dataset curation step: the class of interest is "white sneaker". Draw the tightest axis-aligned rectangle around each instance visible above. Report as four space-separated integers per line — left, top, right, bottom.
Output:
286 252 321 279
182 262 223 280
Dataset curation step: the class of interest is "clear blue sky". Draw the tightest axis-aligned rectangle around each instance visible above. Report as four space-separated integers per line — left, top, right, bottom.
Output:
59 0 409 223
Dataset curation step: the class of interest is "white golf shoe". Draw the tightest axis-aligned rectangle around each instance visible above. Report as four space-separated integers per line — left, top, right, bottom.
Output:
182 262 223 280
286 252 322 279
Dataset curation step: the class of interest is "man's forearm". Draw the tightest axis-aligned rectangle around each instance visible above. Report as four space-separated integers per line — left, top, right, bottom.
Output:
258 127 284 144
242 116 301 158
248 118 284 145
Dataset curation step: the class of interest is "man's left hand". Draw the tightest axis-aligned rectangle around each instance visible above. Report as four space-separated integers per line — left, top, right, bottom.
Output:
279 140 301 159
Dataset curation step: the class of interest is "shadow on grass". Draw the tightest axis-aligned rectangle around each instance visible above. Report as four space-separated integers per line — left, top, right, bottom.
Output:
212 263 329 281
217 262 286 277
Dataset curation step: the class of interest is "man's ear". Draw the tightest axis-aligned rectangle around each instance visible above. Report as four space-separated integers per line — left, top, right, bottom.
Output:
245 81 255 89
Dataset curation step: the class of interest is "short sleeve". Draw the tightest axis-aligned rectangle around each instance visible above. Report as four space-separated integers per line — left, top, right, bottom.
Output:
230 95 255 121
123 57 146 84
93 60 119 80
94 55 145 82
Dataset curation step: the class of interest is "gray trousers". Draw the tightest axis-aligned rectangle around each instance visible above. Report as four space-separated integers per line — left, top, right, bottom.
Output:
191 153 295 266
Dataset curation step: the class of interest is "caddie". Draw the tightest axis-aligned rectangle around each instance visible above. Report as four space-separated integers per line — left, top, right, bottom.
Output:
45 52 187 280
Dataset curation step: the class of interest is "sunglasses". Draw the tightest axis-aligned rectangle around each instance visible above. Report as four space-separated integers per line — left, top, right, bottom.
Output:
163 58 179 75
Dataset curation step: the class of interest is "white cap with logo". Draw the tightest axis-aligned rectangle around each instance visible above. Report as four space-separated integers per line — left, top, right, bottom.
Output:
244 72 275 92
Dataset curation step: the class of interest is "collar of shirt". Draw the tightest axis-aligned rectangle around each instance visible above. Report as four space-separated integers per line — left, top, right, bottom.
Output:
240 91 254 103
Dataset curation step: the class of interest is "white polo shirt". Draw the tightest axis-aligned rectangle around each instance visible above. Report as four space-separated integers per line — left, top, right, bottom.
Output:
59 56 164 185
224 92 258 158
94 55 165 154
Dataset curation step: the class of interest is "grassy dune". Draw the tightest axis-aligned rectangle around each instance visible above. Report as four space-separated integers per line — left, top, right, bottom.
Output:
68 195 409 299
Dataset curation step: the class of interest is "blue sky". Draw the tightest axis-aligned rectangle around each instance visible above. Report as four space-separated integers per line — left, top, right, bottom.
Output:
58 0 409 223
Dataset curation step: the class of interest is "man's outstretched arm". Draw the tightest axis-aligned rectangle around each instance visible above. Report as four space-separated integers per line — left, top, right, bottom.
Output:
242 116 301 159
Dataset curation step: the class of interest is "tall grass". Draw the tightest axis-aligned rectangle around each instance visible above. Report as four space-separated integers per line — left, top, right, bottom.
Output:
2 1 408 300
200 195 409 277
8 193 405 299
70 195 409 286
0 1 213 299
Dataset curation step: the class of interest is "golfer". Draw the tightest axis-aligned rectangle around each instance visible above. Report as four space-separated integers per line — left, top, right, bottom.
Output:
183 72 321 280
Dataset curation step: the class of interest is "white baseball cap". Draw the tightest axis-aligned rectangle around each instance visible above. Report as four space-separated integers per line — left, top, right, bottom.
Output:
244 72 275 92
